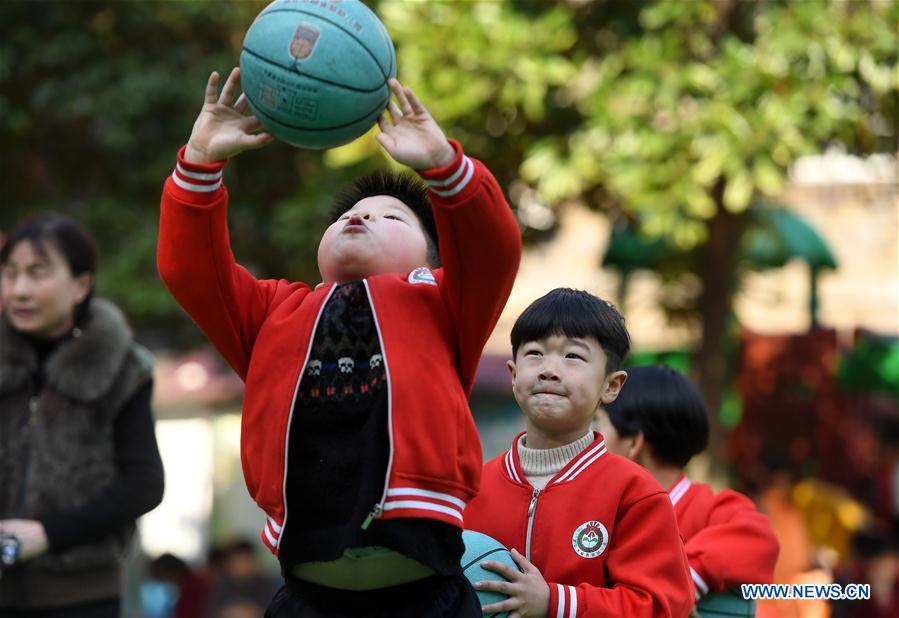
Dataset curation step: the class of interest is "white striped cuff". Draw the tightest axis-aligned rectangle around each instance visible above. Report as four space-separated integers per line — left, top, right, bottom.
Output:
555 583 578 618
267 516 283 533
261 516 283 551
382 487 466 522
424 156 474 197
265 517 282 544
172 162 223 193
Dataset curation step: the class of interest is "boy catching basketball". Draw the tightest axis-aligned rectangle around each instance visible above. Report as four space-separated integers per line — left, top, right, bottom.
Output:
158 68 521 616
596 365 779 609
465 289 694 617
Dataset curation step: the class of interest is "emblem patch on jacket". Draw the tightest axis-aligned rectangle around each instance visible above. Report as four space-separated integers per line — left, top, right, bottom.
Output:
408 267 437 286
572 520 608 559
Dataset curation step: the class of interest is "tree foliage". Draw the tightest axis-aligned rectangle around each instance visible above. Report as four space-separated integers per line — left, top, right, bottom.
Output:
524 0 896 248
1 0 895 355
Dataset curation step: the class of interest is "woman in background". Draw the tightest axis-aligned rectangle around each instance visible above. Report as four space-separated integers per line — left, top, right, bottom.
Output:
0 213 164 618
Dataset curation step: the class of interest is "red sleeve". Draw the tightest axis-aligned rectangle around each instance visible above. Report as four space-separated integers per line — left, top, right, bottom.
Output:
546 493 694 618
685 490 779 599
157 147 310 379
417 140 522 392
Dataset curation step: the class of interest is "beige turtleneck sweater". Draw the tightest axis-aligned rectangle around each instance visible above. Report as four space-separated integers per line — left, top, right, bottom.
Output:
517 431 595 490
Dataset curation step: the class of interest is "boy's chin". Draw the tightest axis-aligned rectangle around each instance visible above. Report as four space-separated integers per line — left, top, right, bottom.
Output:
321 254 378 282
322 255 425 283
321 263 396 283
524 413 592 436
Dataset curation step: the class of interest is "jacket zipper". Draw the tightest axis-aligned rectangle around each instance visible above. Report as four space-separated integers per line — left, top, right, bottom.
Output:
361 279 394 530
278 283 337 548
525 488 541 560
361 504 382 530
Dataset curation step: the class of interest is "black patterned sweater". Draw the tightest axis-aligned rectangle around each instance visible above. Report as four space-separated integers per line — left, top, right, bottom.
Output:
278 282 463 576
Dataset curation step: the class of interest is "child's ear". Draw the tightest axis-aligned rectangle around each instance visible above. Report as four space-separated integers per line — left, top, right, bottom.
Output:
506 359 517 382
600 370 627 404
628 432 646 462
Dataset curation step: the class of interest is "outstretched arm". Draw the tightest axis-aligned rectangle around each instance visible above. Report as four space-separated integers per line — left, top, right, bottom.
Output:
377 80 521 389
158 69 306 378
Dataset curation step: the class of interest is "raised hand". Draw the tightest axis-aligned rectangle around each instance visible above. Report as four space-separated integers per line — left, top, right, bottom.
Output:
376 79 455 170
184 68 274 164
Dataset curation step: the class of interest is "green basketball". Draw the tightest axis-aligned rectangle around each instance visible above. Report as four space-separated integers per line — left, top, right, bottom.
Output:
461 530 522 618
696 589 756 618
240 0 396 149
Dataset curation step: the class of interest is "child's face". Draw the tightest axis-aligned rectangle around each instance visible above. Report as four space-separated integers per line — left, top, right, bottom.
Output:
317 195 430 284
508 335 625 442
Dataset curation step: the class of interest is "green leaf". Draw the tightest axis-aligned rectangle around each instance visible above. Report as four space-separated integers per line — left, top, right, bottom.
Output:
684 185 717 219
753 157 785 196
723 170 753 212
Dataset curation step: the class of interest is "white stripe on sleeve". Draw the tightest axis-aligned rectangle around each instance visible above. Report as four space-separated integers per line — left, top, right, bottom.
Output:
385 487 466 510
172 172 222 193
556 583 566 618
424 156 469 187
567 585 578 617
263 523 278 546
175 163 222 181
691 566 709 596
428 158 474 197
381 500 463 521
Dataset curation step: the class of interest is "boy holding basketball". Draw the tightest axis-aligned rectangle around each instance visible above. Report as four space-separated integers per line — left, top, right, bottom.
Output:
465 289 694 617
158 68 521 616
596 365 779 609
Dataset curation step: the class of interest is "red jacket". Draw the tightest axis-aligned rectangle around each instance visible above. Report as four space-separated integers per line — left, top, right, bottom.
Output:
667 476 779 600
465 433 695 618
158 140 521 554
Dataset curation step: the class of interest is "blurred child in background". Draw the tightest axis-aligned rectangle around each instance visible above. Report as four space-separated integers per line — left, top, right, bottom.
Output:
596 364 779 605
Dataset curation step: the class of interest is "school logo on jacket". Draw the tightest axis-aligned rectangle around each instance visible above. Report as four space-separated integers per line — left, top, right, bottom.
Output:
408 267 437 286
572 520 608 559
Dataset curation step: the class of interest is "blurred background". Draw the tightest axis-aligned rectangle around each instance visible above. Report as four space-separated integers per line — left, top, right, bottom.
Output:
1 0 896 616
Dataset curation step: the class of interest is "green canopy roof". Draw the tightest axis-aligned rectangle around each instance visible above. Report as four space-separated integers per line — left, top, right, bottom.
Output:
603 200 837 273
602 221 675 273
742 201 838 271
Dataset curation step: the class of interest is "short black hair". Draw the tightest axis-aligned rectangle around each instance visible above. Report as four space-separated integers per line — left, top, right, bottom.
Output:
511 288 630 374
329 170 439 267
603 365 709 468
0 212 97 324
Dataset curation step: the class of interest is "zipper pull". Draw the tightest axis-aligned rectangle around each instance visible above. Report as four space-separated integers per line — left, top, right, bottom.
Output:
361 503 382 530
528 489 540 516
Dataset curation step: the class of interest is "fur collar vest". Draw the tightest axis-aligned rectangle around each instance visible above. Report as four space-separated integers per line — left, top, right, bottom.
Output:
0 298 134 402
